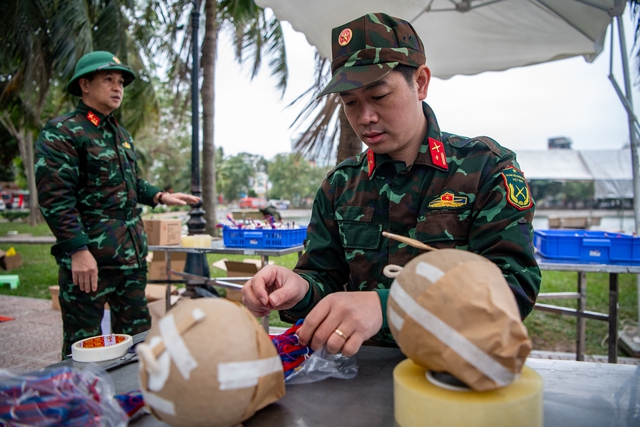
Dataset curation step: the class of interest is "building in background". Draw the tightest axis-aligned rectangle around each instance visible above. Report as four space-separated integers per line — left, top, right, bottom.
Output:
548 136 572 150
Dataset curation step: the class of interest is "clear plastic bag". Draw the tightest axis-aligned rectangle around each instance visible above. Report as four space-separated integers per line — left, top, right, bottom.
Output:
285 346 358 385
0 364 128 427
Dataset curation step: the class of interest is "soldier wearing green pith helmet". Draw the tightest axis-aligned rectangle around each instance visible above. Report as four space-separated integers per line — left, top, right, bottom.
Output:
35 51 200 358
242 13 541 356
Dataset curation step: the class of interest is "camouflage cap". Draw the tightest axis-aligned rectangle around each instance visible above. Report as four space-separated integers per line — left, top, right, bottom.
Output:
67 51 136 96
317 13 426 98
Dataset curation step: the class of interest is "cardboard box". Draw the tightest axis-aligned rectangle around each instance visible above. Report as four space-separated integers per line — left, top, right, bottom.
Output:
145 283 178 302
221 260 260 302
144 219 182 246
148 295 181 328
49 286 60 310
0 249 22 271
148 251 187 281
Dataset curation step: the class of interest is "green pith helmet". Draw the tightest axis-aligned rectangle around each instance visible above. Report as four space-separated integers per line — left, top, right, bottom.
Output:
66 51 136 96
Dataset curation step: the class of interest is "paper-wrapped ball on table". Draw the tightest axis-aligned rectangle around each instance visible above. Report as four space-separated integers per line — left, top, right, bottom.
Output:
387 249 531 391
137 298 285 426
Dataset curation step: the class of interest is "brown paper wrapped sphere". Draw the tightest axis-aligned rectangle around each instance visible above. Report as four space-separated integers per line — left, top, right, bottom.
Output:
387 249 531 391
138 298 285 426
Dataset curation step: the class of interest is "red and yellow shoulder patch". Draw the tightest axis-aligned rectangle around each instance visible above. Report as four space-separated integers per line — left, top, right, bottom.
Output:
428 138 448 170
86 111 100 127
502 166 532 210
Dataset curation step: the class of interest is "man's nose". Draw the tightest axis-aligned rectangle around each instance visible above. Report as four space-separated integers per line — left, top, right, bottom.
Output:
358 103 378 125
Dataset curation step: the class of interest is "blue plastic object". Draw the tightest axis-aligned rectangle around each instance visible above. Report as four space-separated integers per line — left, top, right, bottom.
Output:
222 226 307 249
534 229 640 265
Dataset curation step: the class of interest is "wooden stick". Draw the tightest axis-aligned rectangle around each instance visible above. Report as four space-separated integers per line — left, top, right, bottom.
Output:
382 231 438 252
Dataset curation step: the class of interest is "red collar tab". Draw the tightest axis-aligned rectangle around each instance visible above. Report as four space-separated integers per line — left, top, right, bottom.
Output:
428 137 448 170
86 111 101 127
367 149 376 177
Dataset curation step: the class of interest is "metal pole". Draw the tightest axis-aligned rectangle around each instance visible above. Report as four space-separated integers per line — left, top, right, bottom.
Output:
187 0 206 236
183 0 210 282
614 5 640 351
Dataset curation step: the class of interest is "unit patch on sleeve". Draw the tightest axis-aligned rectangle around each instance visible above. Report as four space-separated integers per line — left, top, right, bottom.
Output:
502 166 533 210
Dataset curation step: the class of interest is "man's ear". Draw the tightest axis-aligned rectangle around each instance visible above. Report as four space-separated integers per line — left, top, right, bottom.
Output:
78 77 90 95
415 65 431 101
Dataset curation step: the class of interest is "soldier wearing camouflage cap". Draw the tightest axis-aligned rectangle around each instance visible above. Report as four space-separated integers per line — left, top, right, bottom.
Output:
242 13 540 356
35 51 200 358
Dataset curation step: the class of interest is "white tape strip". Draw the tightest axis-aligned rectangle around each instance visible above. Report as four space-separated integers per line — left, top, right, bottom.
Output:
143 391 176 416
390 280 515 387
388 306 405 331
415 261 445 283
159 314 198 380
217 355 282 390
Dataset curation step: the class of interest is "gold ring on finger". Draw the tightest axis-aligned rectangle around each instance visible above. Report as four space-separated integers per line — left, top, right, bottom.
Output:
333 328 348 340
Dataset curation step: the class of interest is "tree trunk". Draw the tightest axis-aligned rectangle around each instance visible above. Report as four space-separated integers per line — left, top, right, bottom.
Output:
0 115 43 226
24 130 42 226
336 106 362 164
201 0 219 236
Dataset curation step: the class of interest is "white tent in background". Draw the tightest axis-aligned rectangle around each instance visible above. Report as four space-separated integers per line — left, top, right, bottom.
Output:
516 149 634 199
580 149 635 199
516 150 593 181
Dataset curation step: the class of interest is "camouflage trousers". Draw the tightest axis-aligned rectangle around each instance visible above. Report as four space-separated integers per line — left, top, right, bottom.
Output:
58 266 151 359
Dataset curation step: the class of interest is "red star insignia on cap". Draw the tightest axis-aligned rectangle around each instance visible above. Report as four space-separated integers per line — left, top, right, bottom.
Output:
339 28 352 46
428 137 448 170
86 111 100 127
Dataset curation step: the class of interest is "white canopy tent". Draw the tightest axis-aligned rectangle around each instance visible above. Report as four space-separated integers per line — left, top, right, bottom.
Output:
516 150 593 181
516 149 634 199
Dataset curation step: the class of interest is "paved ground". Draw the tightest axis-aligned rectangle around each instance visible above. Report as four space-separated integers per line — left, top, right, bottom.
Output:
0 294 638 375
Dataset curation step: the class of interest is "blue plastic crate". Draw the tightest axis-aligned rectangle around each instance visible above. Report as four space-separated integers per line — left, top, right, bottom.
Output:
222 226 307 249
534 229 640 265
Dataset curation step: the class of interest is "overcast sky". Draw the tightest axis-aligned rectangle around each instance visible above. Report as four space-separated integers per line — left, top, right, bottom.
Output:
212 12 640 161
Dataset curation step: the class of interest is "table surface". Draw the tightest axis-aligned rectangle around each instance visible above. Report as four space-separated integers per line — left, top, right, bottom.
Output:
536 255 640 273
70 343 639 427
149 241 303 257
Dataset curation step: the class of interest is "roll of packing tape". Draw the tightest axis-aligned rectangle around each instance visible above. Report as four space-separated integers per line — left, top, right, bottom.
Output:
394 359 543 427
71 334 133 362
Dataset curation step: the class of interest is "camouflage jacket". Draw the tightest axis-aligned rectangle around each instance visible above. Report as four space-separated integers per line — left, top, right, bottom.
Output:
35 101 161 269
284 102 541 344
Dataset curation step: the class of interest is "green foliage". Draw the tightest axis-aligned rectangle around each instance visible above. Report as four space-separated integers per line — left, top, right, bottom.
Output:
135 80 192 193
216 152 263 202
268 153 330 204
0 211 30 222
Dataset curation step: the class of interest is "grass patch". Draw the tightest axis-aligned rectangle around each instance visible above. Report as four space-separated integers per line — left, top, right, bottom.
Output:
1 221 637 356
0 220 54 237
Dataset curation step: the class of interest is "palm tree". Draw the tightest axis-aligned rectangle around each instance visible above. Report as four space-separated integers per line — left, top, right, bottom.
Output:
289 52 362 165
0 0 159 225
155 0 288 235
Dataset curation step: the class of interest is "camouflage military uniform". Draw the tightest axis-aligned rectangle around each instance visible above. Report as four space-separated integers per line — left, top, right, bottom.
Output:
283 102 541 346
35 100 161 357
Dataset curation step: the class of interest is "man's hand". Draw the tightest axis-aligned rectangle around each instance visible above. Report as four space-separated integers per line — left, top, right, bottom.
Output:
71 249 98 293
156 192 201 206
297 292 383 357
241 265 309 317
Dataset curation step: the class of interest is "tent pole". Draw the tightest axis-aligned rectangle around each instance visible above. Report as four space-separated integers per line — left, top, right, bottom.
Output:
613 6 640 348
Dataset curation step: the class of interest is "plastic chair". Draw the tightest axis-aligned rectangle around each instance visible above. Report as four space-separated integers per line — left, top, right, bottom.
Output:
0 275 19 289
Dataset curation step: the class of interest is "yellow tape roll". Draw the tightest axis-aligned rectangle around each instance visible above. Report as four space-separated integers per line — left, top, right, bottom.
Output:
394 359 543 427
